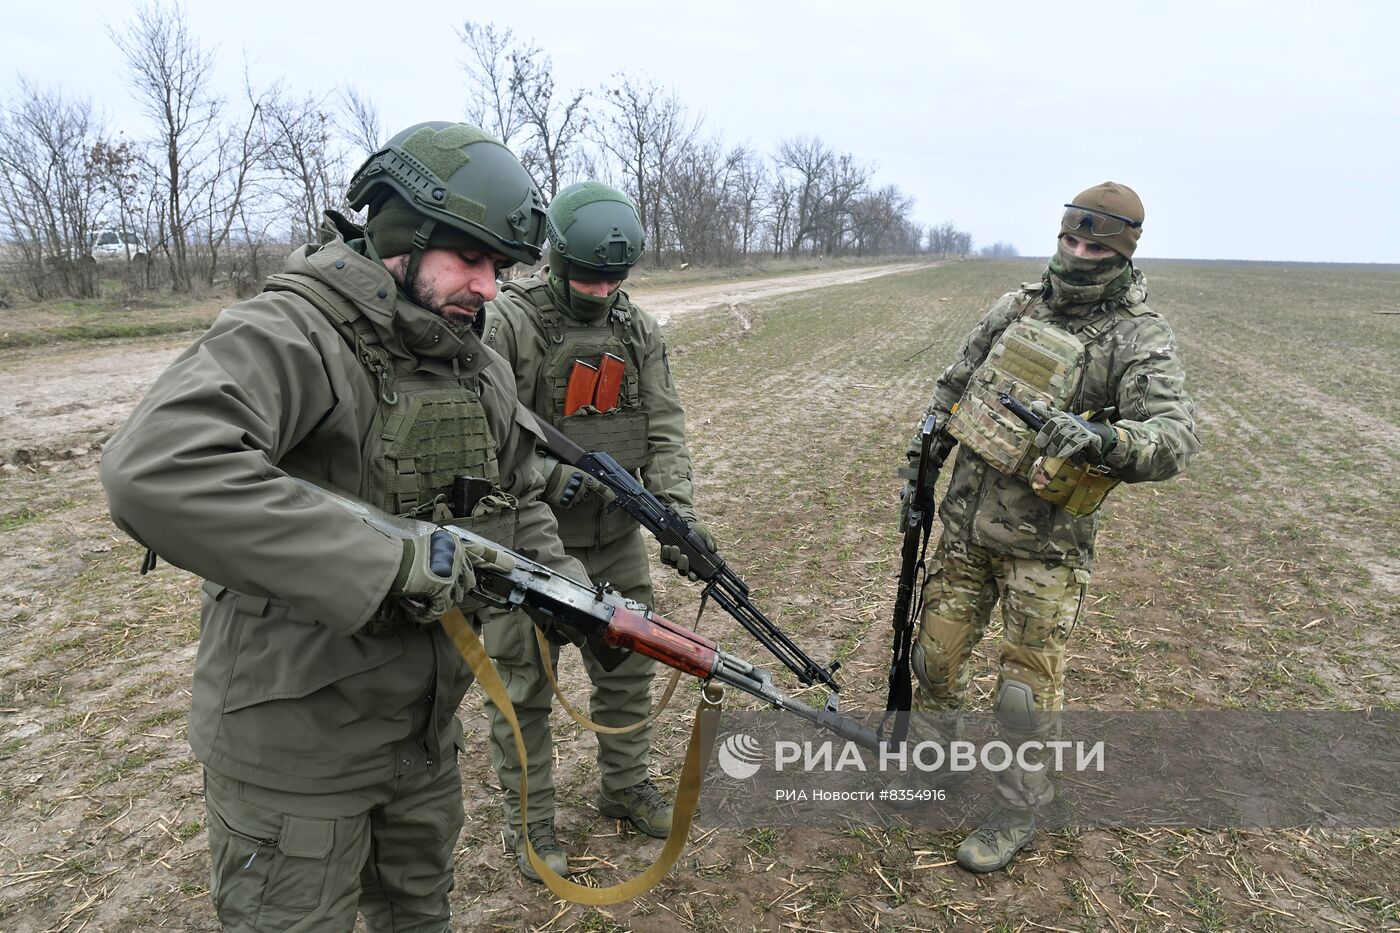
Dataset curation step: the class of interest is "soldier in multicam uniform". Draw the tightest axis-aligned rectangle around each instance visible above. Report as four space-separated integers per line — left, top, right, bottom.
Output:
477 181 715 881
900 182 1199 872
101 122 587 930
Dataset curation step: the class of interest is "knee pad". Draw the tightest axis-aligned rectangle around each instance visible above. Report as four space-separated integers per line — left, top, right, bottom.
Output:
994 678 1038 735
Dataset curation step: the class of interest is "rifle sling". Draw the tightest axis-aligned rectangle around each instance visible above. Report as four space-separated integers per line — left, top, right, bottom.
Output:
534 626 684 734
441 608 720 904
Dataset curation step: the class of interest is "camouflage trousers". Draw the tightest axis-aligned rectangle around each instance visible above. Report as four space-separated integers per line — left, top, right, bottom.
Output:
482 527 657 826
911 534 1090 807
203 755 464 932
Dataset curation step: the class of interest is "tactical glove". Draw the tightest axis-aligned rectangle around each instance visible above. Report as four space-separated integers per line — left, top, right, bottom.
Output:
897 431 954 532
541 456 610 510
660 508 716 582
391 528 476 625
1030 402 1117 465
541 457 587 509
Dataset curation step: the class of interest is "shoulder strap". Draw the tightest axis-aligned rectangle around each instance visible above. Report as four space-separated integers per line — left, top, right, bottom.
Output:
264 272 398 402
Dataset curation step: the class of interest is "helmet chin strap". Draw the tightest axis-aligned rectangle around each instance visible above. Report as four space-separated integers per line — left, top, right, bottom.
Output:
404 216 438 293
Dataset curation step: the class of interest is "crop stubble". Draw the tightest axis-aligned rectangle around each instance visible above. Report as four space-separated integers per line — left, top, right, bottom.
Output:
1 260 1397 930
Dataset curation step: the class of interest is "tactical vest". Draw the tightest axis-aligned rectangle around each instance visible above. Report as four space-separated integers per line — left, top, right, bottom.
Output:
493 277 649 548
264 273 519 553
948 289 1126 516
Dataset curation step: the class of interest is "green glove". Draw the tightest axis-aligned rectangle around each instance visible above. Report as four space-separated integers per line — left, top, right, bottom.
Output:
391 528 476 625
1030 402 1117 464
541 457 586 509
661 508 716 582
541 456 610 510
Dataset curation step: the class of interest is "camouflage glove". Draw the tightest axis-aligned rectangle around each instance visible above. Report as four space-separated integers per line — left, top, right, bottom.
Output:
459 538 516 576
897 430 954 532
391 529 476 625
1030 402 1117 465
661 508 716 582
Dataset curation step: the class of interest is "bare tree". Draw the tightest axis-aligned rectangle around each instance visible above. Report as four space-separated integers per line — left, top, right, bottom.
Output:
457 22 528 147
732 148 768 257
0 81 109 299
597 76 694 265
336 85 382 157
511 53 588 199
667 137 747 265
979 241 1020 258
928 220 973 257
262 85 342 243
109 0 221 291
849 184 914 256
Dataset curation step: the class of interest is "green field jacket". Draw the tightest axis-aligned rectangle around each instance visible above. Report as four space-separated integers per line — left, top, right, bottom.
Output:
100 231 583 792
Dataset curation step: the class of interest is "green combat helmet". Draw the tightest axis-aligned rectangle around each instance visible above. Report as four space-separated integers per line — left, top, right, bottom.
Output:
346 121 547 283
545 182 645 282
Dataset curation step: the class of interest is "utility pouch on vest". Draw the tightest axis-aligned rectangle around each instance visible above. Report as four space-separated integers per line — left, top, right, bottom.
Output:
453 492 521 616
454 491 520 551
558 410 650 471
949 317 1085 477
1029 456 1120 517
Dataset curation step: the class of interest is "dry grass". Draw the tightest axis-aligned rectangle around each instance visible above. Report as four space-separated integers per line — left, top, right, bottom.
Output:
2 259 1398 930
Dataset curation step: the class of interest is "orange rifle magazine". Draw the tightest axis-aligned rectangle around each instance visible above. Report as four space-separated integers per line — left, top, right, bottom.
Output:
563 360 601 416
593 353 626 412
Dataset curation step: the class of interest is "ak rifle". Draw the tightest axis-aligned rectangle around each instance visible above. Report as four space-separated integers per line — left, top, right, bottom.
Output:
882 413 942 745
297 478 879 751
531 416 844 701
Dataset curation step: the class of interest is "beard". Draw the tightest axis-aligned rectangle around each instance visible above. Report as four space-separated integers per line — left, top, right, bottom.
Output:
406 272 483 333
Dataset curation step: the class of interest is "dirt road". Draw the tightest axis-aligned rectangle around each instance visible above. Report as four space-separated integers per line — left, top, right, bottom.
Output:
0 262 928 462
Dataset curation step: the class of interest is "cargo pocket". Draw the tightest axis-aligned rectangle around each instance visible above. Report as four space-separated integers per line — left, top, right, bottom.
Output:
1053 568 1091 644
482 606 533 666
262 815 334 911
207 799 275 925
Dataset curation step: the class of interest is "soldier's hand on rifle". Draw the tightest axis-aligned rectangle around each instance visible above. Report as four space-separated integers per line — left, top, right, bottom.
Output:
391 528 476 624
1030 401 1117 465
541 457 601 510
661 508 716 582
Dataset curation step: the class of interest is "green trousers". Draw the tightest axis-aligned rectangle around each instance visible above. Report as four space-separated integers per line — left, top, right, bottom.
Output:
202 750 465 932
482 527 657 825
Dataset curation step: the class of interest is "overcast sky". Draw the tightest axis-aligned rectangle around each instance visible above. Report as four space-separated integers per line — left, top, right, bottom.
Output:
7 0 1398 263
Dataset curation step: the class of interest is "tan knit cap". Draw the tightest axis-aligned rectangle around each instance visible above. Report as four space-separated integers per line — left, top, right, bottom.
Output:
1061 182 1144 258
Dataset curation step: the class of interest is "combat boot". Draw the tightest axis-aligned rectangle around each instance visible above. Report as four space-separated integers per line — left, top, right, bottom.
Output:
508 820 569 882
955 807 1036 873
598 777 674 838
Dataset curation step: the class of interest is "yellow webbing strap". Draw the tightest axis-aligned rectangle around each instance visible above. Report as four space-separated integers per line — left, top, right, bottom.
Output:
534 627 683 734
441 608 721 904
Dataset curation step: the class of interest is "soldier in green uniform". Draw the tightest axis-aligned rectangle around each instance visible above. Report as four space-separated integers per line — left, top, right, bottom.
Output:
100 122 587 931
900 182 1199 873
477 181 714 881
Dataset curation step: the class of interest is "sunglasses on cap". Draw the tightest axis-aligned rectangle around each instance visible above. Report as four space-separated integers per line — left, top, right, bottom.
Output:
1062 204 1143 238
